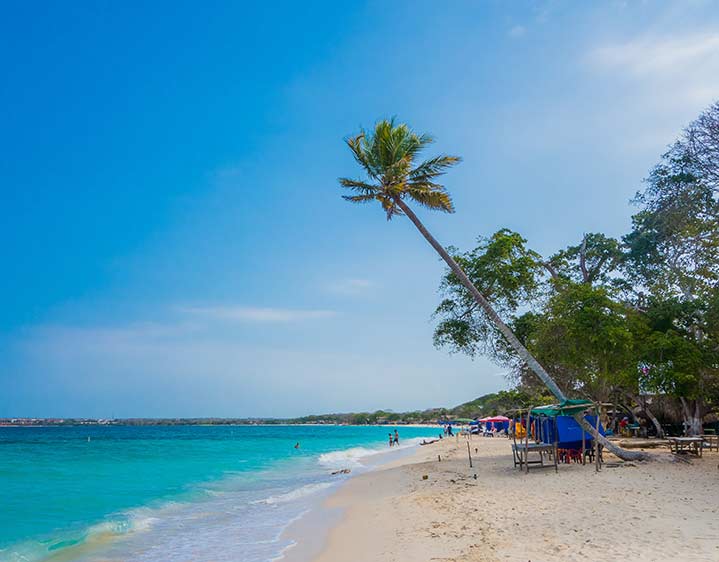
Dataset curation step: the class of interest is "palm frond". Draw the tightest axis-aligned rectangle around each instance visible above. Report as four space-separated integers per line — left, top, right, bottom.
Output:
409 155 462 183
340 118 461 220
345 133 381 179
339 177 380 195
406 185 455 213
342 194 378 204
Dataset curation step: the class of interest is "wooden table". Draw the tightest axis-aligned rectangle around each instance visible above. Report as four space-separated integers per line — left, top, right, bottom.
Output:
512 442 558 473
701 434 719 452
668 437 703 457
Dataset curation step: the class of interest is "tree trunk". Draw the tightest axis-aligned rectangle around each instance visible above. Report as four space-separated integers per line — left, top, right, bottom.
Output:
619 403 639 424
394 197 651 461
573 414 653 461
628 393 664 439
680 397 704 436
394 198 566 401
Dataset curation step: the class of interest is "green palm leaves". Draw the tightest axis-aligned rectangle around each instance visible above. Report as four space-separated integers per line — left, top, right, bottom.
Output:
339 119 461 219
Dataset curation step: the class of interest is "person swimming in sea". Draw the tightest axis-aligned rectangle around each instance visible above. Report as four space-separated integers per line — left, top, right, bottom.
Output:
294 442 300 449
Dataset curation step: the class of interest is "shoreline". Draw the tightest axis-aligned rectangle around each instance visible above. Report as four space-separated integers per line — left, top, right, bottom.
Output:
285 435 719 562
280 437 434 562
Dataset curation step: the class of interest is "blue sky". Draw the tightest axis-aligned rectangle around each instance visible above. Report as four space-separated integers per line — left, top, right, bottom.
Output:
2 1 719 417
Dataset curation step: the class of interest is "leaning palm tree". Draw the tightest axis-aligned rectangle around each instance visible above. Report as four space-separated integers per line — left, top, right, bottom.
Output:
339 118 649 462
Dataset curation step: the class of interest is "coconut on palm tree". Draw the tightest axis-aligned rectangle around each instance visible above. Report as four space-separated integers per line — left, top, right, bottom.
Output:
339 118 650 462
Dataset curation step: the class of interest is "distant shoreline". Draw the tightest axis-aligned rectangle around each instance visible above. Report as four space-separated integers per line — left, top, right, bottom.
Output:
0 420 441 428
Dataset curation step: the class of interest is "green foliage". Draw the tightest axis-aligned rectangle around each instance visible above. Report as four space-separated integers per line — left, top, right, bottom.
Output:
546 232 624 287
450 389 553 418
624 140 719 300
339 119 460 220
433 229 544 358
430 100 719 419
524 282 646 400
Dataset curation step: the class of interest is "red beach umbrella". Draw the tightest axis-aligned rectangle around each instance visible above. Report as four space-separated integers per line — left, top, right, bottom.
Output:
479 415 510 422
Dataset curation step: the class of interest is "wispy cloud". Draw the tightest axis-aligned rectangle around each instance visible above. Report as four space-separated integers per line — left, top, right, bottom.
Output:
181 306 336 323
591 33 719 75
508 25 526 39
589 32 719 106
326 278 374 296
584 31 719 151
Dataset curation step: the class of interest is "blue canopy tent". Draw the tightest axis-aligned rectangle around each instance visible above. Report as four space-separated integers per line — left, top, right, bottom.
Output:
538 415 605 449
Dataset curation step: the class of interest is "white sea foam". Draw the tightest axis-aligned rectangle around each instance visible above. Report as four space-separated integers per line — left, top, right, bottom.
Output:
253 482 334 505
318 446 380 468
269 539 298 562
317 436 429 469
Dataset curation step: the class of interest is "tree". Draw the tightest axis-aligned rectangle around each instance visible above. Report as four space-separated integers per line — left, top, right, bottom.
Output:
340 119 648 460
433 229 544 362
624 105 719 434
433 231 660 434
625 142 719 301
545 233 624 288
636 296 719 435
686 101 719 190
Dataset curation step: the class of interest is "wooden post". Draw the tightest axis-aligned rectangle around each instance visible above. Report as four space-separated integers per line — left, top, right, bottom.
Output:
554 415 558 473
595 404 601 472
582 413 586 466
467 441 473 468
525 407 532 473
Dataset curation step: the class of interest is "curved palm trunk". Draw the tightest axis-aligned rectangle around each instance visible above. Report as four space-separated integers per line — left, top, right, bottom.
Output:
394 197 653 462
394 198 566 401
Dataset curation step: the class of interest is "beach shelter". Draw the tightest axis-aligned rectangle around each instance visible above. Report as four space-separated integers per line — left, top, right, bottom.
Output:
530 399 594 418
536 415 605 449
479 415 510 422
530 400 605 468
479 415 510 432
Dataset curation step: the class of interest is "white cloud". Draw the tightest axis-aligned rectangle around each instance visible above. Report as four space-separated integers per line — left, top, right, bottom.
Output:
7 315 497 418
181 306 335 323
592 33 719 74
589 32 719 106
326 278 374 296
582 31 719 152
509 25 526 38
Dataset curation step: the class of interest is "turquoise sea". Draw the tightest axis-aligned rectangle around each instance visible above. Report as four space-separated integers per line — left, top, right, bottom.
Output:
0 425 435 562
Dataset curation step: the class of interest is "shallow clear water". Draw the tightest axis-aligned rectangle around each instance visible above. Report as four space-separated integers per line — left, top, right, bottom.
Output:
0 425 435 562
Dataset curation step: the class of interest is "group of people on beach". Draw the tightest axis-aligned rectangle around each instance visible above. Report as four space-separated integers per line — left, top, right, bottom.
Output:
388 429 399 447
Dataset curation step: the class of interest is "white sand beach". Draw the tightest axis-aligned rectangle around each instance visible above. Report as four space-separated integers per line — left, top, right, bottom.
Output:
290 437 719 562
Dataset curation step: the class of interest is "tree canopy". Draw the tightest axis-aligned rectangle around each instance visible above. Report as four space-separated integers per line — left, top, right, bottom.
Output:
433 100 719 435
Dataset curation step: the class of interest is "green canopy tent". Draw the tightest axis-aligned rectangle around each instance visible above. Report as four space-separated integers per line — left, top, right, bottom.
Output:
530 399 593 418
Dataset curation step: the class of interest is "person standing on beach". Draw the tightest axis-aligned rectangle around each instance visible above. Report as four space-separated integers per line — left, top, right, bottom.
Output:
388 433 393 447
393 429 399 446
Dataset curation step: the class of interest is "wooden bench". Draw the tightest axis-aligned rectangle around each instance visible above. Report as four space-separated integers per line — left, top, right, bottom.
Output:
668 437 703 457
701 434 719 452
512 442 558 473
